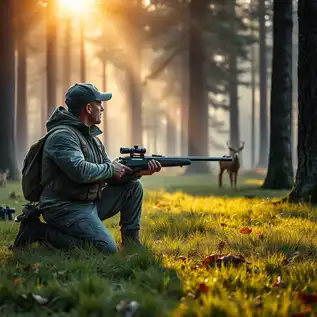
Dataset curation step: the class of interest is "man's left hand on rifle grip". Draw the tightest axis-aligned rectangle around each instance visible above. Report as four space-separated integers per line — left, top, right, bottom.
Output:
135 160 162 176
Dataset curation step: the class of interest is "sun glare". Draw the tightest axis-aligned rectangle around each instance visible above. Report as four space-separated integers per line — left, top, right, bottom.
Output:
57 0 94 15
143 0 151 7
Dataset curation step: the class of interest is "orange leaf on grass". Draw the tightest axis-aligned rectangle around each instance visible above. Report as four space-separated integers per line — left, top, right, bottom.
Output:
202 255 218 268
191 264 201 270
196 282 209 295
296 292 317 305
290 307 312 317
240 227 252 234
13 277 24 286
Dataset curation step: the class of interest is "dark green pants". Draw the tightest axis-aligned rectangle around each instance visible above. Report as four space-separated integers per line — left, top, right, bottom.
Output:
41 180 143 254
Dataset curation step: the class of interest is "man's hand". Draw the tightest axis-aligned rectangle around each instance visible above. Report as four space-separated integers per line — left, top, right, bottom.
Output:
112 159 132 180
135 159 162 177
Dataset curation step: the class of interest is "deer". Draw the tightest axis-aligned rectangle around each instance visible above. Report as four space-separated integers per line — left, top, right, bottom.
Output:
0 169 9 188
218 141 245 188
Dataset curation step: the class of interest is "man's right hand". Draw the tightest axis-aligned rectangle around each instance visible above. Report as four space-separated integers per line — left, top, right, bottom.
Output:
111 160 132 180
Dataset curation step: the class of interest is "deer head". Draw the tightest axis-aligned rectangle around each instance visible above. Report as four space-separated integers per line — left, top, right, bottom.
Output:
226 141 245 157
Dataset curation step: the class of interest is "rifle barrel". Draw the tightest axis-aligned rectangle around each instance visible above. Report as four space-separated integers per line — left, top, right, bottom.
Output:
187 156 232 162
150 155 232 162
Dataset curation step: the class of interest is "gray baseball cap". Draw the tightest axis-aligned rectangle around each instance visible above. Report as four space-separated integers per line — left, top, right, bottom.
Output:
65 83 112 110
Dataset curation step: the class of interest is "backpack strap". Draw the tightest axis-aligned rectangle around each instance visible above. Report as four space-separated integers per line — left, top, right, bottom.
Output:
46 125 89 159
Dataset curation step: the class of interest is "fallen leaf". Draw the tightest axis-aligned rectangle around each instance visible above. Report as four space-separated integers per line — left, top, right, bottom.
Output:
153 204 161 209
13 277 24 286
191 264 201 270
176 256 187 262
296 292 317 305
272 276 287 288
273 276 281 288
202 253 250 268
217 254 250 267
202 255 218 268
240 227 252 234
257 233 265 240
32 294 49 305
195 282 209 296
290 306 312 317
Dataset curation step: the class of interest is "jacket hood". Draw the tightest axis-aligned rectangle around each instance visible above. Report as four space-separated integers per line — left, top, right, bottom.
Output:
46 106 102 137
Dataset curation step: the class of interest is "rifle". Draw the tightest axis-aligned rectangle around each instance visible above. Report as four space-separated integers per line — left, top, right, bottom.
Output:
117 145 232 174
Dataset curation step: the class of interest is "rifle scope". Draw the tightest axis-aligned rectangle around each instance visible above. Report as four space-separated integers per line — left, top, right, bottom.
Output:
120 145 146 155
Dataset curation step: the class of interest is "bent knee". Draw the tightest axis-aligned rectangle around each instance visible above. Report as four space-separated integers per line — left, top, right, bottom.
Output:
131 179 143 195
95 240 118 254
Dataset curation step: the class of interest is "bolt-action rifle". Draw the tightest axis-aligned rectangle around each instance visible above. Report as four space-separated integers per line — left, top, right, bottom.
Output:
116 145 232 174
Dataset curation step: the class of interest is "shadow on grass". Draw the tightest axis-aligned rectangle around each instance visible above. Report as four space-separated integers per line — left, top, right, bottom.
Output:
156 184 289 199
0 244 184 316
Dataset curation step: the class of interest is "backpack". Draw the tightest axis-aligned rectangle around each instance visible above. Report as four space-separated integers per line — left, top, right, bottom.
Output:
21 125 89 202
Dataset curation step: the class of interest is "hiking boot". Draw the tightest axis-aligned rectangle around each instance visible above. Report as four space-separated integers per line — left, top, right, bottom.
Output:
9 217 46 251
121 229 143 248
14 203 41 223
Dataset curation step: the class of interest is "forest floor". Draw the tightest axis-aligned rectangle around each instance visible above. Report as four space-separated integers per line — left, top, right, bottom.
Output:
0 169 316 316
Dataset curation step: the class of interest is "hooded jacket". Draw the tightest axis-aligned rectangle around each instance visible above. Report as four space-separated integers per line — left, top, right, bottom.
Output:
39 106 115 226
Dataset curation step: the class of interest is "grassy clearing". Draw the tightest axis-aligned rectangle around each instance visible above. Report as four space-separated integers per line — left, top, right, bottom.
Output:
0 172 316 316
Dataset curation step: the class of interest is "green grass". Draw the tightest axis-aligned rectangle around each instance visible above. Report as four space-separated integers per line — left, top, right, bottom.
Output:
0 172 316 317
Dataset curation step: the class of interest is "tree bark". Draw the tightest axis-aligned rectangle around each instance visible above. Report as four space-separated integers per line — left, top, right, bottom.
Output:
16 12 28 165
79 20 86 82
166 105 177 155
251 42 256 169
180 53 189 156
286 0 317 203
228 0 241 152
184 0 210 174
0 0 19 179
257 0 269 168
63 17 71 92
46 0 57 118
262 0 293 190
102 57 108 146
126 44 143 146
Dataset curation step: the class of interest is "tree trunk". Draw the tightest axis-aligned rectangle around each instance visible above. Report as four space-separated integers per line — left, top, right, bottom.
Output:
126 45 143 146
46 0 57 118
228 0 240 152
102 57 108 146
16 14 28 165
0 0 19 179
251 42 256 169
286 0 317 203
63 17 71 92
257 0 269 168
292 4 298 170
184 0 210 174
79 20 86 82
262 0 293 190
166 106 177 155
180 53 189 156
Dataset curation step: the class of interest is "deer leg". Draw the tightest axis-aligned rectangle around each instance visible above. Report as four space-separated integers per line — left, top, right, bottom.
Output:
218 169 224 187
229 172 233 188
234 171 238 188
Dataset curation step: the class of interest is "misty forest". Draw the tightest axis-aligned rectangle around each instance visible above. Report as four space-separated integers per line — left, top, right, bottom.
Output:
0 0 316 316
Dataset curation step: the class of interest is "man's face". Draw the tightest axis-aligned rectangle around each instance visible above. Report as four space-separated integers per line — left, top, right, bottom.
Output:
86 101 104 125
